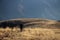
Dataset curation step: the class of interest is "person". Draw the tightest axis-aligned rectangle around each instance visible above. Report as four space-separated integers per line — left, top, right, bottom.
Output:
20 23 24 32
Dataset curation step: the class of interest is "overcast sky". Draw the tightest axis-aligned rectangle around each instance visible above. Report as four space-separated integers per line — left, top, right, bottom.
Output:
0 0 60 20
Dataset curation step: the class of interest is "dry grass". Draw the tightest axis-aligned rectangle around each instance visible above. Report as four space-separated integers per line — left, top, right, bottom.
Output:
0 18 60 40
0 27 59 40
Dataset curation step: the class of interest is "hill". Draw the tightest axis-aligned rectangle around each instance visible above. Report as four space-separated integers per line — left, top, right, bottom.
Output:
0 18 60 40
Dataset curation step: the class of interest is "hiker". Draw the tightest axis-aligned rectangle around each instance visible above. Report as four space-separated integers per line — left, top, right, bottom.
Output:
20 23 24 32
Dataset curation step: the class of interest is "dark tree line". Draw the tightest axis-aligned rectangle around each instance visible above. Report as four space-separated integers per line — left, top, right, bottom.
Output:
0 20 24 32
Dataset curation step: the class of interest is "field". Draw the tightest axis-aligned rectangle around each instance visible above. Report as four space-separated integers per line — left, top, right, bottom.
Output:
0 18 60 40
0 28 60 40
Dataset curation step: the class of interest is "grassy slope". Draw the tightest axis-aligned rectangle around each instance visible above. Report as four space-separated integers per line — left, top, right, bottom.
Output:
0 28 59 40
0 18 60 40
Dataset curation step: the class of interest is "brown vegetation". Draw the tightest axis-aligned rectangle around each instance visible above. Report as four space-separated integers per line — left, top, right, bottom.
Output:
0 18 60 40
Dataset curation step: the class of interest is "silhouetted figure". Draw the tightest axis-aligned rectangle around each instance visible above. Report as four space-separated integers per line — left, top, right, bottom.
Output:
19 23 24 32
14 21 24 32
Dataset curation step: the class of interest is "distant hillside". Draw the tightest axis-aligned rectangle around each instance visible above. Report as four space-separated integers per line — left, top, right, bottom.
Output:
0 18 60 29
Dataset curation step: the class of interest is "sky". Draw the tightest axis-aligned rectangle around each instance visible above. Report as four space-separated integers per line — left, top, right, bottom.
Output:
0 0 60 20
